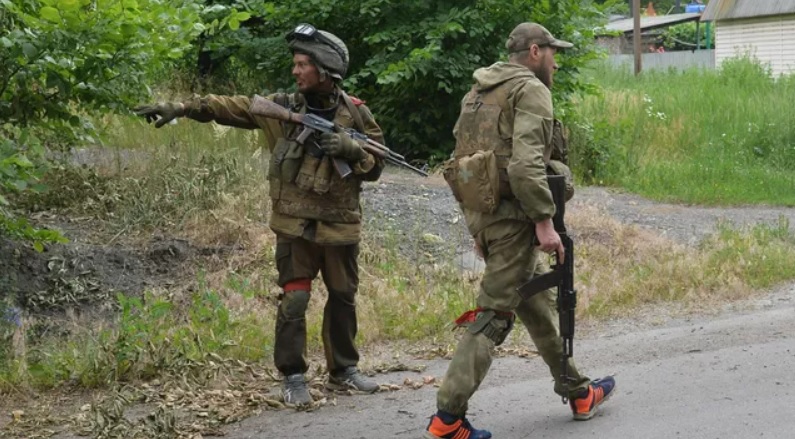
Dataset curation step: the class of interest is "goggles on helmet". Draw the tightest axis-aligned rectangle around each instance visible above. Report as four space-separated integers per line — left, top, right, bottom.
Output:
286 23 347 63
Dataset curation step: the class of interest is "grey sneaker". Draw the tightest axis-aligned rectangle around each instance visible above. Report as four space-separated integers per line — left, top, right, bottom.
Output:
326 366 379 393
283 373 312 406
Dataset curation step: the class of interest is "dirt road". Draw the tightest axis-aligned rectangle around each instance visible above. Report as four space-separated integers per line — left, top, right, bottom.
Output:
220 281 795 439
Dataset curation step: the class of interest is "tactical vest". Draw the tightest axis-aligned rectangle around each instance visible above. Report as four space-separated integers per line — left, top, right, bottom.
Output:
268 91 369 224
444 78 549 213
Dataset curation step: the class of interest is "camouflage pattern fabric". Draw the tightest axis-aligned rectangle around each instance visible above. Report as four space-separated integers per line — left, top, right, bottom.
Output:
515 251 590 397
181 90 385 245
437 220 590 416
437 62 586 417
451 62 557 237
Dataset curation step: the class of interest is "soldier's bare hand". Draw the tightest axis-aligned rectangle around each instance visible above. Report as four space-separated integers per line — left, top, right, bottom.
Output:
535 218 564 264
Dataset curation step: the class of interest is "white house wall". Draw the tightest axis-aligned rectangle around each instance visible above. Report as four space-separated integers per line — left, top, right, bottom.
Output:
715 14 795 76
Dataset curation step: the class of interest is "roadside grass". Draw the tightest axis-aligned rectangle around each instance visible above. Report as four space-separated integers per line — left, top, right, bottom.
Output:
571 206 795 317
2 115 479 390
571 56 795 206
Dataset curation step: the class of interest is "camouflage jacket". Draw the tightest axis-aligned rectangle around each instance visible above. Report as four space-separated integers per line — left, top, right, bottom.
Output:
453 62 556 235
181 90 385 245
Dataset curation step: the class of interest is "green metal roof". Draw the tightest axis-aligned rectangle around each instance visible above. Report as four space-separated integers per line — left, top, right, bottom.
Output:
701 0 795 21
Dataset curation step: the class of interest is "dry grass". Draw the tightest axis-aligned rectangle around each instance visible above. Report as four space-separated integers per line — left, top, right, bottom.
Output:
568 203 795 318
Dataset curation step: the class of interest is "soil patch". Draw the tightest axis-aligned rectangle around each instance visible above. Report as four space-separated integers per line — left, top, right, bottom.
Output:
0 217 232 315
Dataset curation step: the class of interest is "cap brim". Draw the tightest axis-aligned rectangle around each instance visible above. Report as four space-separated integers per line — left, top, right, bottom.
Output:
550 39 574 49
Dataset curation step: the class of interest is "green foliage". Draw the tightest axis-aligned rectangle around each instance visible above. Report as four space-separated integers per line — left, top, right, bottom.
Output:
0 0 205 246
0 0 203 128
661 21 715 50
3 289 270 389
573 57 795 205
705 218 795 289
177 0 616 162
0 126 68 249
16 149 249 232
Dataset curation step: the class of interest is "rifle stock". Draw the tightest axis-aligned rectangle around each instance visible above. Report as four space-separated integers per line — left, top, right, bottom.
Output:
249 95 304 125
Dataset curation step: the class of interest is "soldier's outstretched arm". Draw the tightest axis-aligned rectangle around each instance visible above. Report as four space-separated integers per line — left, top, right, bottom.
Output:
133 102 186 128
135 95 260 130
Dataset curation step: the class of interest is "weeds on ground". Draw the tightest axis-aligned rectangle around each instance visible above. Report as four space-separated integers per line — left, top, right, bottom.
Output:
571 56 795 206
571 206 795 317
6 205 795 392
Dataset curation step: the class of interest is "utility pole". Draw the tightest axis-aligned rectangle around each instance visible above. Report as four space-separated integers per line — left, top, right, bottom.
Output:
633 0 642 75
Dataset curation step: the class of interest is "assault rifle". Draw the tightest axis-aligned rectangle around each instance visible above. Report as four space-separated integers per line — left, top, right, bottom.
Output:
517 174 577 403
249 95 428 177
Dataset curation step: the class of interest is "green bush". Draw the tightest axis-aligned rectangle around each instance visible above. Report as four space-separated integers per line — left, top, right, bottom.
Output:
172 0 618 162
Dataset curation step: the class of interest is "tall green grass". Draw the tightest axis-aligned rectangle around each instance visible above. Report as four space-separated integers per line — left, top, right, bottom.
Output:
571 57 795 205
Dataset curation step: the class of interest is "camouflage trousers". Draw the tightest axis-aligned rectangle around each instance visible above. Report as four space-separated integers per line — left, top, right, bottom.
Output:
437 219 590 416
273 233 361 377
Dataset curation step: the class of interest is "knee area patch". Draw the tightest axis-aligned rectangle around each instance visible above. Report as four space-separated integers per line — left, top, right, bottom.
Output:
280 290 310 319
466 309 515 346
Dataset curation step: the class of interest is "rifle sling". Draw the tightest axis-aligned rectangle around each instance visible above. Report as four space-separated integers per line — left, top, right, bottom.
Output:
340 91 366 133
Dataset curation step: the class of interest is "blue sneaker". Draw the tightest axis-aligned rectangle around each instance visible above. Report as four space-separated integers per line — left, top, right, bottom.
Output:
570 376 616 420
423 411 492 439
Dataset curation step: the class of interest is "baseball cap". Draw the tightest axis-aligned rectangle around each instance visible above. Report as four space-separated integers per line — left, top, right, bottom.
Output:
506 22 573 53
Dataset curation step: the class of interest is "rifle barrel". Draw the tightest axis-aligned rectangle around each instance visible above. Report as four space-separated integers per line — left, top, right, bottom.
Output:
385 156 429 177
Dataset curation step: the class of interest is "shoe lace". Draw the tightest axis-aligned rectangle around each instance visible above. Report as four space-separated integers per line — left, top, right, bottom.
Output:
347 370 365 383
286 376 307 392
335 368 361 383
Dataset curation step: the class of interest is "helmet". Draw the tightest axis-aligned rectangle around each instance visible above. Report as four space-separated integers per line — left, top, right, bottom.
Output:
287 24 349 81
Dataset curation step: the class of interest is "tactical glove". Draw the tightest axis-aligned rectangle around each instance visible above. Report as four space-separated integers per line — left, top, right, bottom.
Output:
134 102 186 128
319 131 367 161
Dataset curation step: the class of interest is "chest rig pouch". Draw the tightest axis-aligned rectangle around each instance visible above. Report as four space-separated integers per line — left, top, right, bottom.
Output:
269 93 304 185
443 84 514 213
274 92 367 196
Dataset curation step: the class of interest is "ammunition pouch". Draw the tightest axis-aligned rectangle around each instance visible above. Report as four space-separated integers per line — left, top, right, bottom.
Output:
292 139 335 195
271 138 304 184
312 156 333 194
295 154 321 192
443 150 502 213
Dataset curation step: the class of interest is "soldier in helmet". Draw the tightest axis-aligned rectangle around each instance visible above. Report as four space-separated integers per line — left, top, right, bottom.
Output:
135 23 384 407
428 23 616 438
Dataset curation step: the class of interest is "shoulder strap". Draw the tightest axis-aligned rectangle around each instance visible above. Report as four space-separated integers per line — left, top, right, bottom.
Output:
340 91 367 133
273 92 287 109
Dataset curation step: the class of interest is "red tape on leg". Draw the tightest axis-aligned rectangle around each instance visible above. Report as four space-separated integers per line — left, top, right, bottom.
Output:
454 308 483 327
284 279 312 292
453 307 514 327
